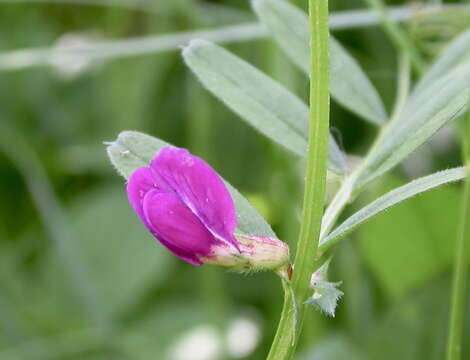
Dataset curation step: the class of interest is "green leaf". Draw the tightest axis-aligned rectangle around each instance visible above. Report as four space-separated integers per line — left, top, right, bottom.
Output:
414 28 470 95
106 130 276 237
366 279 453 359
252 0 387 125
182 39 346 174
356 178 462 299
321 167 466 248
356 64 470 187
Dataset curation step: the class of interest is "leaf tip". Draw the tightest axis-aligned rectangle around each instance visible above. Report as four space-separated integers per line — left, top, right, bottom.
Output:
182 39 212 58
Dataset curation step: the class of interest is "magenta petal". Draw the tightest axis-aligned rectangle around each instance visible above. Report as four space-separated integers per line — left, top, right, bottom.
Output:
143 189 218 264
127 167 174 228
127 167 157 229
151 147 238 249
157 237 203 266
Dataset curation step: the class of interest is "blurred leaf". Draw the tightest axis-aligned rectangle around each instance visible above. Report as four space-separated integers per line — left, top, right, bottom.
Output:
106 131 276 237
182 39 346 174
0 5 466 72
0 23 266 72
356 176 466 298
356 65 470 187
0 124 107 328
321 167 466 248
335 241 375 345
69 185 175 318
409 8 470 57
414 28 470 94
297 334 364 360
367 277 470 360
0 328 107 360
252 0 387 126
196 3 255 26
121 300 212 360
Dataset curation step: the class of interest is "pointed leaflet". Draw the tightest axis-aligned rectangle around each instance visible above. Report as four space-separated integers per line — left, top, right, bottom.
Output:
414 28 470 95
320 167 467 248
107 131 276 238
355 64 470 187
182 39 346 174
252 0 387 125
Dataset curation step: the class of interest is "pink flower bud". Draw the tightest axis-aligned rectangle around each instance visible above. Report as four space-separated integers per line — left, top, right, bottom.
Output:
126 146 290 271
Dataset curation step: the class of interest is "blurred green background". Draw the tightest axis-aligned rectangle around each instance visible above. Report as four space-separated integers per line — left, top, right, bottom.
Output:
0 0 469 359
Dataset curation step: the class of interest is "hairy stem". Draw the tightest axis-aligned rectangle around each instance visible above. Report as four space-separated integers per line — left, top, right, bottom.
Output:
266 0 330 358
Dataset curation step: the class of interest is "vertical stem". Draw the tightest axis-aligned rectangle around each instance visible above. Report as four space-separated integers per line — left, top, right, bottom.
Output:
364 0 426 75
296 0 330 309
446 111 470 360
266 0 330 358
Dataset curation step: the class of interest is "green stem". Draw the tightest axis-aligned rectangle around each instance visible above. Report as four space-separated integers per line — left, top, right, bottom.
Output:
266 0 330 357
446 111 470 360
364 0 427 75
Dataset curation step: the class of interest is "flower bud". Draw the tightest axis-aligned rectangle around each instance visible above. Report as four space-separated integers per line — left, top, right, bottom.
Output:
127 146 290 273
201 234 289 272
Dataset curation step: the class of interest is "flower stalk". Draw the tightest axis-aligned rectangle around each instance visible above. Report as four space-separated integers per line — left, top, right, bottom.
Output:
266 0 331 357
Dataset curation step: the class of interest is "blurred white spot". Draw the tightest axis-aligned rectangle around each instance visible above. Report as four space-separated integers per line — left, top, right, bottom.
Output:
226 317 260 358
431 125 455 154
401 145 434 178
402 126 456 178
168 325 221 360
52 33 99 79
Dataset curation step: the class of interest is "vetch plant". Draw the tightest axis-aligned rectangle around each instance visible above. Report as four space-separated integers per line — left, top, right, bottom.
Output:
106 0 470 358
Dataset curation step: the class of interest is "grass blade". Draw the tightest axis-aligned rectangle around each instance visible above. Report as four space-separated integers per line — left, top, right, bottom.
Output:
1 5 467 72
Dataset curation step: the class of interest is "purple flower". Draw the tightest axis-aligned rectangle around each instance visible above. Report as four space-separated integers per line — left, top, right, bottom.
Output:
127 146 239 265
127 146 289 270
